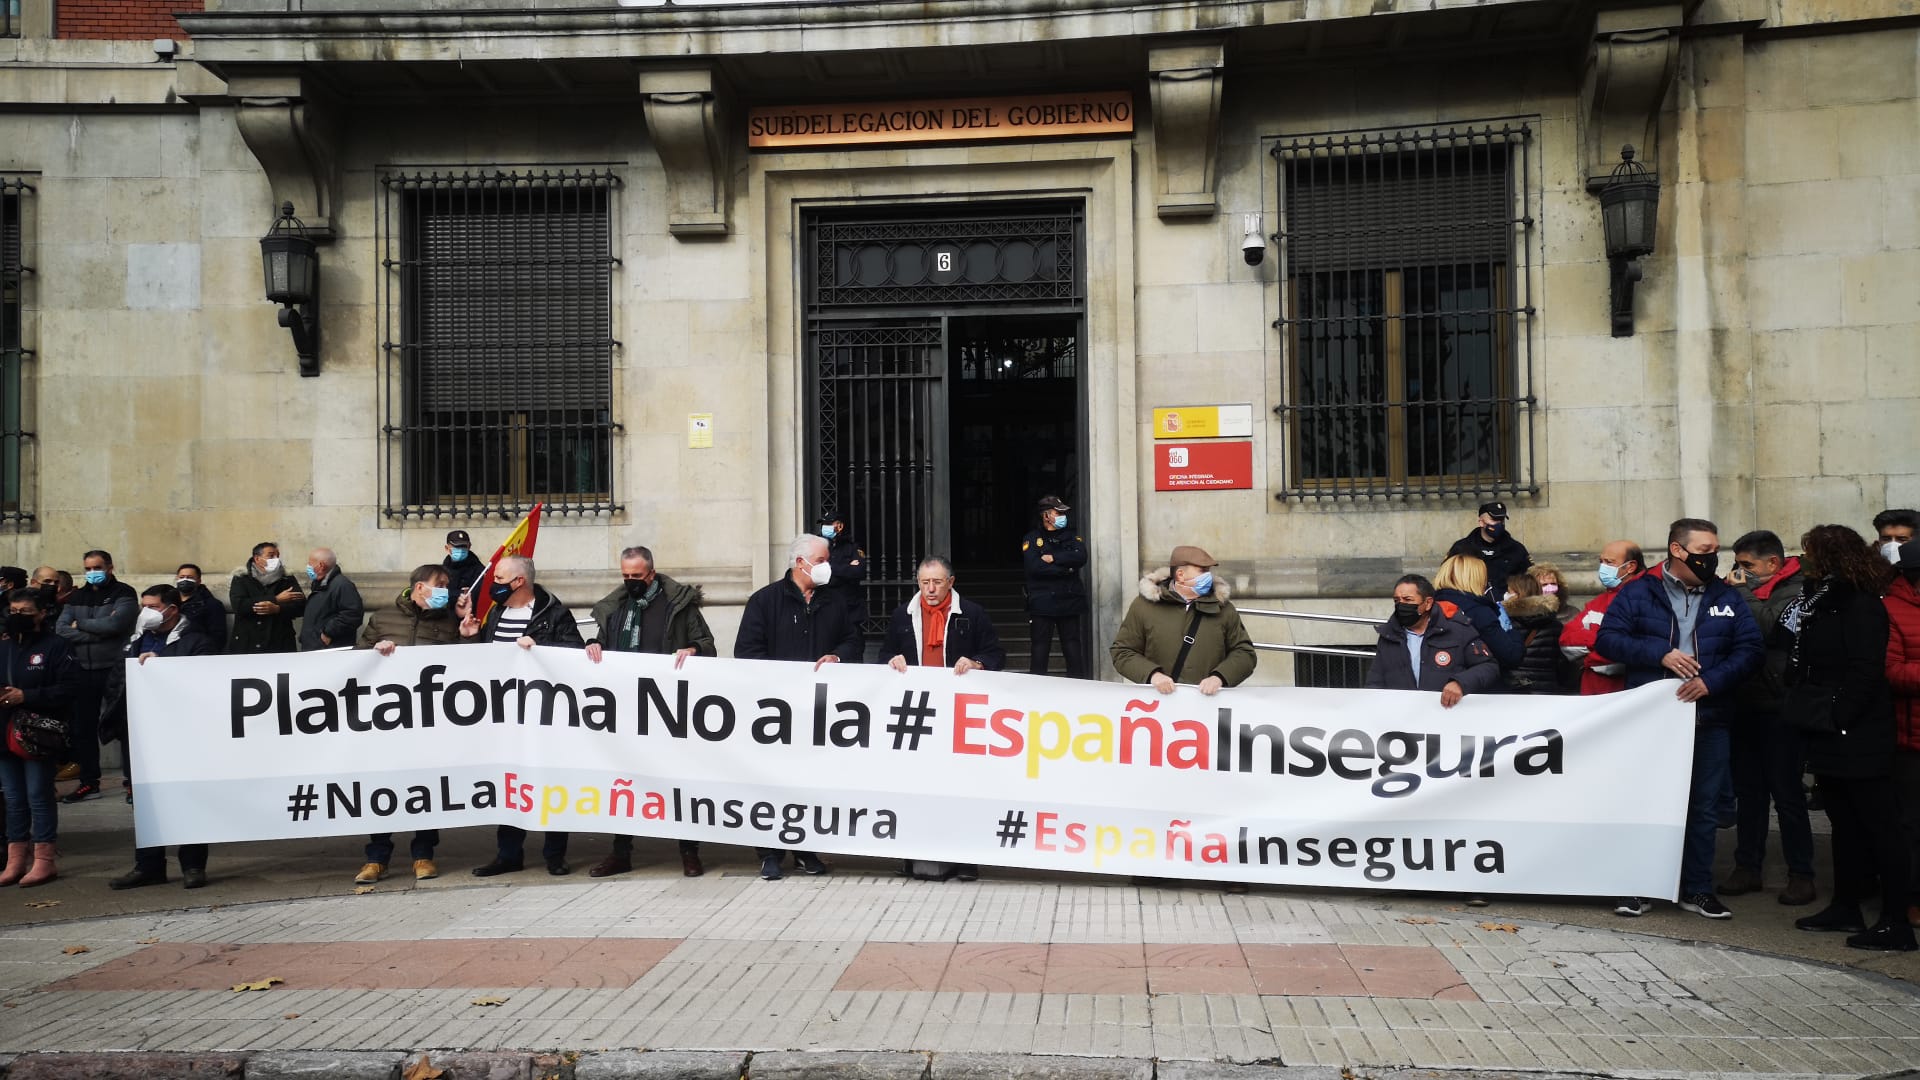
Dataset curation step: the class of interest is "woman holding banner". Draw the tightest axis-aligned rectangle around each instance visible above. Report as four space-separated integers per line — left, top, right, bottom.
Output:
1786 525 1914 952
0 587 82 887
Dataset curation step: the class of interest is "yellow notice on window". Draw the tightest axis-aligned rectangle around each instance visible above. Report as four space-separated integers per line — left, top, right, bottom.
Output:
1152 404 1253 440
688 413 714 449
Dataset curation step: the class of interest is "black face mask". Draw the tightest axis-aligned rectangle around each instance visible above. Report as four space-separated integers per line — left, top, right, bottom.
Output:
1680 550 1720 584
1392 602 1424 627
489 581 515 604
624 578 651 599
35 585 55 606
5 613 37 637
177 580 199 596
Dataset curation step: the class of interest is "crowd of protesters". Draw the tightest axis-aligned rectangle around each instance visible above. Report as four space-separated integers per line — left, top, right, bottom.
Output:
0 500 1915 954
1364 503 1920 952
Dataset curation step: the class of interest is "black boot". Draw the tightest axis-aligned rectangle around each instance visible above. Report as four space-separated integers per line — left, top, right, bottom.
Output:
1795 902 1867 933
1845 922 1918 952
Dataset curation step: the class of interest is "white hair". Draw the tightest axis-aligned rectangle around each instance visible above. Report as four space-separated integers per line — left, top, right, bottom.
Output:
788 533 828 563
498 555 534 583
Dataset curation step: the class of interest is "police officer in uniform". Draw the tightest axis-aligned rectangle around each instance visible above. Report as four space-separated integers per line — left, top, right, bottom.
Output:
817 510 870 654
1023 495 1088 678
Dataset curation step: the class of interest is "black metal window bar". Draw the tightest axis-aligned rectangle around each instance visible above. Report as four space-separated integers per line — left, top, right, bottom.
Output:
379 168 622 520
1272 121 1537 502
0 177 34 527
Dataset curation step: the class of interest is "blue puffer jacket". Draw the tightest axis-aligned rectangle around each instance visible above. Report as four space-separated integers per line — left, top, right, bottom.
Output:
1433 587 1525 672
1596 562 1763 725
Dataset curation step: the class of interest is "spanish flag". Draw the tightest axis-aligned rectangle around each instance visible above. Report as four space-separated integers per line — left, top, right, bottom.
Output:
473 502 543 621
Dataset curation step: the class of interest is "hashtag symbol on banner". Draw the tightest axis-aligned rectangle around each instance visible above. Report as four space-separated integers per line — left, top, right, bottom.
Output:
996 810 1028 848
886 690 936 751
286 784 318 822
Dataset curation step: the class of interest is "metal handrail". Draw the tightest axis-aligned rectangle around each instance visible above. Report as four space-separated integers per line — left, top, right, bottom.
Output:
1252 643 1376 659
1236 606 1379 627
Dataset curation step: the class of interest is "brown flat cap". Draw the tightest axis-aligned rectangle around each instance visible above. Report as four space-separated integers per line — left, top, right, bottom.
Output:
1168 545 1218 569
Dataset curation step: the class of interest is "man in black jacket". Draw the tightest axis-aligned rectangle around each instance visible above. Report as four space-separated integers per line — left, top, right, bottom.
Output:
884 555 1004 882
884 556 1006 675
298 548 365 651
442 529 486 610
1365 574 1501 706
54 549 138 803
173 564 227 654
1447 502 1532 601
584 545 717 878
816 510 870 652
735 533 863 880
1023 495 1089 678
109 585 218 890
460 555 585 876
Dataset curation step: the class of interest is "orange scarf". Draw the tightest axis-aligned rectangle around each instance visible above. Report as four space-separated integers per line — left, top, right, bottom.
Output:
920 592 954 668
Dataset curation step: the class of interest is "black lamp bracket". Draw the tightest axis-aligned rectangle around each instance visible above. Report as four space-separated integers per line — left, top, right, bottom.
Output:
1609 255 1642 339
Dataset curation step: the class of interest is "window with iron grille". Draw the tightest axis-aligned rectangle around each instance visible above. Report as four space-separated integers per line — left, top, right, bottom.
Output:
0 177 33 527
379 168 622 520
1295 649 1375 689
1272 122 1536 501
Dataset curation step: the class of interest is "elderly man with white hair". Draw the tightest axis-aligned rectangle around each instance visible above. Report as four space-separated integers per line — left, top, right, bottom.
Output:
459 555 586 877
734 533 866 880
297 547 365 652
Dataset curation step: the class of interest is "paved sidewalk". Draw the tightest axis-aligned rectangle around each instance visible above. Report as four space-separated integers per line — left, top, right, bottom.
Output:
3 867 1918 1078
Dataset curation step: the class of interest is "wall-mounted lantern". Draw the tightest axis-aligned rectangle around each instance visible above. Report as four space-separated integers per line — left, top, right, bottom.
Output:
259 201 320 376
1598 144 1659 338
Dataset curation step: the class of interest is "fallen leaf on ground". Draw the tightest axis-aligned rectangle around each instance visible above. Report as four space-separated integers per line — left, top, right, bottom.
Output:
283 1012 301 1020
62 945 90 955
1477 922 1520 933
230 977 284 992
24 900 59 909
470 996 509 1007
1397 916 1437 925
402 1055 445 1080
353 885 376 895
136 937 160 944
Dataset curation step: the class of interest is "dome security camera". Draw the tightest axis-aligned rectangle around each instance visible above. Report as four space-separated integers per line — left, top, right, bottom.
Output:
1241 212 1266 267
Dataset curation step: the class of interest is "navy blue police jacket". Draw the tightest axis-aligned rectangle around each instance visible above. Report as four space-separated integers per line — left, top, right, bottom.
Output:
1596 562 1762 725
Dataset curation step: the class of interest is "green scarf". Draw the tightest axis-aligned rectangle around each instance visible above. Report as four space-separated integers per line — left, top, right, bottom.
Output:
618 578 664 651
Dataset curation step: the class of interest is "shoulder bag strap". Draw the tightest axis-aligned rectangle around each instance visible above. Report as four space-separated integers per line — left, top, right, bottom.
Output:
1166 607 1208 683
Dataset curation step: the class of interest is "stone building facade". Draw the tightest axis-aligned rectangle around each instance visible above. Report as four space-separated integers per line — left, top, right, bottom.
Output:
0 0 1915 679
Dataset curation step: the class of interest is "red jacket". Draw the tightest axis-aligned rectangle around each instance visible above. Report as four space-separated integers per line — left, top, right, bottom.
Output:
1885 576 1920 752
1559 578 1637 695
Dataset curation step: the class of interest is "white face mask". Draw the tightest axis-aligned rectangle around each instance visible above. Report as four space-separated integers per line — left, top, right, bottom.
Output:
807 559 833 587
263 557 282 573
1882 541 1904 564
135 607 166 634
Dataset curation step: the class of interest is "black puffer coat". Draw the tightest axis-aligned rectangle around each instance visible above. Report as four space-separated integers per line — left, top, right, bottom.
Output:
1502 594 1567 694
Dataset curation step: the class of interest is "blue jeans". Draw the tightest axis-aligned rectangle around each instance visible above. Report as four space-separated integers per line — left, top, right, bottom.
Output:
367 831 439 864
1682 724 1731 897
0 749 58 843
1731 709 1815 878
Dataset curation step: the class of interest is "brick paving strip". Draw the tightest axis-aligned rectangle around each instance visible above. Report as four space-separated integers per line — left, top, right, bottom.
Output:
1 875 1917 1077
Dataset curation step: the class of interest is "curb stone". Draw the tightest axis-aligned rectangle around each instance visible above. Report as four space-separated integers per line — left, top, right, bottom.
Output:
396 1052 566 1080
0 1053 247 1078
748 1052 931 1080
932 1056 1150 1080
573 1052 750 1080
245 1052 407 1080
1157 1065 1345 1080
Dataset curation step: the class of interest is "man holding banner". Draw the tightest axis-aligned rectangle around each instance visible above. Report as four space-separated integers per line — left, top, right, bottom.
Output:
735 533 863 880
460 555 585 877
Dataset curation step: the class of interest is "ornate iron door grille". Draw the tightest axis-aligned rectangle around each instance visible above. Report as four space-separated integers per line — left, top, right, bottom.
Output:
804 203 1085 632
0 176 34 526
1271 121 1538 502
378 167 623 521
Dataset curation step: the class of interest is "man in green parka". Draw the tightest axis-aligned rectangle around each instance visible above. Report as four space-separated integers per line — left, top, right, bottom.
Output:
1110 545 1256 695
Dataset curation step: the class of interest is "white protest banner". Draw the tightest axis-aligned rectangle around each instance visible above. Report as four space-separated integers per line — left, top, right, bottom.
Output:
127 646 1695 897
